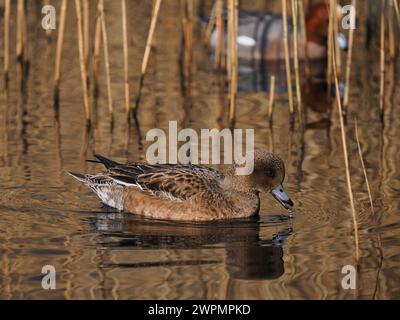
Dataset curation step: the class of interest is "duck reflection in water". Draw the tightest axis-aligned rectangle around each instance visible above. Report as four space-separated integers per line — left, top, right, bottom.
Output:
94 207 293 281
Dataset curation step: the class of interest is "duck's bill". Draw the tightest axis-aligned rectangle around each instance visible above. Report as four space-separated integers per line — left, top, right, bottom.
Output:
271 184 294 209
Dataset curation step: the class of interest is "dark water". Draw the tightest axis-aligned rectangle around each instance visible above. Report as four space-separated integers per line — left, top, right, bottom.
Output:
0 1 400 299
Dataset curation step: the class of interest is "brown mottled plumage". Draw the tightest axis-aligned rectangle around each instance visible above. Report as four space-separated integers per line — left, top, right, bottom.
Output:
69 150 293 221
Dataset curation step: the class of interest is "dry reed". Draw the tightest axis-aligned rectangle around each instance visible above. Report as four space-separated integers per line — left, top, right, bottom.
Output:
394 0 400 27
16 0 25 61
93 3 102 93
75 0 91 123
332 32 360 263
205 1 217 45
327 0 334 97
3 0 10 82
388 1 395 61
291 0 302 120
268 75 276 123
134 0 162 116
333 1 341 78
343 0 356 111
355 118 374 213
122 0 130 116
298 0 311 78
228 0 238 125
379 0 386 118
83 0 90 67
99 0 114 117
182 0 193 81
215 0 225 70
282 0 294 116
54 0 68 91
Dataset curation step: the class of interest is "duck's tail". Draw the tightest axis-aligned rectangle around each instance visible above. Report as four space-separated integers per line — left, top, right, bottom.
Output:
68 172 124 211
68 172 88 183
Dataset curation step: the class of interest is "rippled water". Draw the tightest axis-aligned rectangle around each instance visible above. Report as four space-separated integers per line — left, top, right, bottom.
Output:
0 1 399 299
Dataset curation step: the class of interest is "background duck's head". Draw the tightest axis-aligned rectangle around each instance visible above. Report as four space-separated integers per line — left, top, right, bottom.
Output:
306 3 347 49
231 150 294 209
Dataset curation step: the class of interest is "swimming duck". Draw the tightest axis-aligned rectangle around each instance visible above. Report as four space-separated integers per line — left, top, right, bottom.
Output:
69 150 293 221
210 3 346 61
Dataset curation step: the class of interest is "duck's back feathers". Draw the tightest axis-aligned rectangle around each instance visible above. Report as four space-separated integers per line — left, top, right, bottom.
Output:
107 163 225 202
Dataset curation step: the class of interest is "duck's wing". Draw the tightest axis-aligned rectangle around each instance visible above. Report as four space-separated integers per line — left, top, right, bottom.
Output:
107 163 225 202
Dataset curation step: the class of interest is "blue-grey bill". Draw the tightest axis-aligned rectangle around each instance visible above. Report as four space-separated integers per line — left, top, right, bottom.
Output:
271 184 294 209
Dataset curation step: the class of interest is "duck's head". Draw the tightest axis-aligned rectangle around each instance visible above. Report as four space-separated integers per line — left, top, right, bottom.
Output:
306 3 347 50
231 150 294 210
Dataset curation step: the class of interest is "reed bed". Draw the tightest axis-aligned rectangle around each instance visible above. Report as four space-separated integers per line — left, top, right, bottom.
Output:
227 0 238 125
343 0 356 111
355 118 374 213
282 0 294 117
54 0 68 93
332 32 360 263
122 0 130 117
291 0 302 121
3 0 10 83
134 0 163 117
75 0 91 124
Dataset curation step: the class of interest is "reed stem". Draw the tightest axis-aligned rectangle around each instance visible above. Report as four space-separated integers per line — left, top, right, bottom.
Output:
343 0 356 111
205 1 217 45
3 0 10 81
388 0 396 61
93 3 102 93
75 0 91 123
83 0 90 67
122 0 130 116
298 0 311 78
282 0 294 115
134 0 162 116
379 0 386 118
215 0 225 70
355 118 374 213
332 32 360 263
99 0 113 117
268 75 276 123
16 0 25 61
393 0 400 28
54 0 68 90
327 0 334 97
291 0 302 120
228 0 238 125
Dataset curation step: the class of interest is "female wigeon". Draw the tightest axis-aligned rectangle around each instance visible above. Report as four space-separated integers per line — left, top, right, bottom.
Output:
210 3 345 61
69 150 293 221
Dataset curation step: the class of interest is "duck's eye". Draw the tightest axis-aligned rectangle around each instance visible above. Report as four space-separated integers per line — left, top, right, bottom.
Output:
266 168 276 178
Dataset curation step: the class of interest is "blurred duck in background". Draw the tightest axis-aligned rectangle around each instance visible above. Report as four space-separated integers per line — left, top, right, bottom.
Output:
207 3 347 93
209 3 347 62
